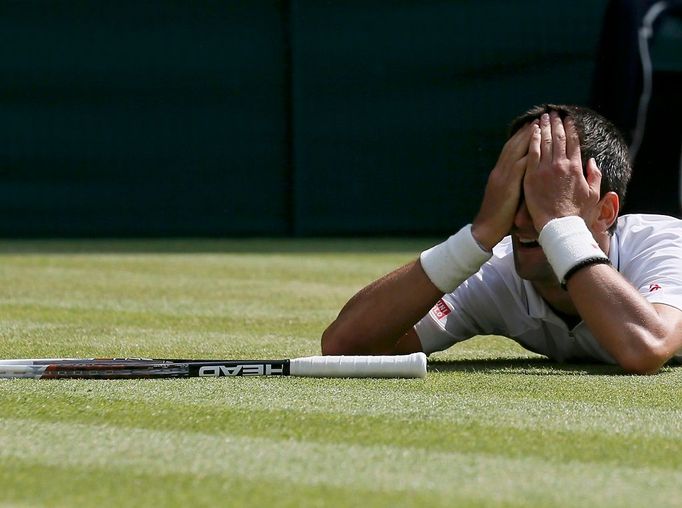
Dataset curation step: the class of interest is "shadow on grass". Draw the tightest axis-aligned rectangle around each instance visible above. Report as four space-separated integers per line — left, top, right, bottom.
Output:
427 357 636 376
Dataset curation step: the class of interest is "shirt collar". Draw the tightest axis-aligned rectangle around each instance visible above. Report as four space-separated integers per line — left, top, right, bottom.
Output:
521 279 581 329
608 230 620 270
522 278 553 320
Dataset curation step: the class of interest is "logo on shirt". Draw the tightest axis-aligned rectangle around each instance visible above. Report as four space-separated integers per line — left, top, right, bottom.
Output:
649 283 662 292
433 299 452 320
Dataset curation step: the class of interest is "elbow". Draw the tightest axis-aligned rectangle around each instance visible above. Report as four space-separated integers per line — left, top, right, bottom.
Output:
321 320 385 356
320 328 338 356
615 340 670 375
320 323 353 356
618 358 663 375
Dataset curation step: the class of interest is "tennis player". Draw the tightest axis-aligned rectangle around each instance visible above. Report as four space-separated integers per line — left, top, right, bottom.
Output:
322 104 682 374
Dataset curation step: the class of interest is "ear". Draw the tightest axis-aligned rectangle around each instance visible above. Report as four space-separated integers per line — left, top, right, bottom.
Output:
593 191 619 232
584 158 619 233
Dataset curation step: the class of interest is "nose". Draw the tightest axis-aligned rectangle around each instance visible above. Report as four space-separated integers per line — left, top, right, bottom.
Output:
513 200 534 232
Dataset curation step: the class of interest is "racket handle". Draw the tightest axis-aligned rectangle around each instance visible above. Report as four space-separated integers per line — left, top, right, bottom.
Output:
289 352 427 378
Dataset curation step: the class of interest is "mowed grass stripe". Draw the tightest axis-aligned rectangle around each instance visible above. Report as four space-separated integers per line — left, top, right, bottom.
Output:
2 380 681 469
0 252 403 298
0 321 316 359
0 302 326 346
0 463 501 508
1 417 681 508
0 250 386 342
3 376 679 438
2 395 679 470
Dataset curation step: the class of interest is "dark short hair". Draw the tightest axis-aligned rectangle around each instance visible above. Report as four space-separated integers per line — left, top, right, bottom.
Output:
509 104 632 212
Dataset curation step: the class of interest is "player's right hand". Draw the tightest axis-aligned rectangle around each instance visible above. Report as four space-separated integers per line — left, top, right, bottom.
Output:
471 121 536 251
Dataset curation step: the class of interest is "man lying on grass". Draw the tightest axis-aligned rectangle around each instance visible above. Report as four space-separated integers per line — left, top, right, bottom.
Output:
322 104 682 374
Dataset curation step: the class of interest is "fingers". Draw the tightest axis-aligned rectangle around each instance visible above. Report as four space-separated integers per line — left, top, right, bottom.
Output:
585 157 602 195
527 121 541 173
564 116 582 164
523 112 598 226
476 122 538 249
550 112 566 162
504 121 536 161
536 112 583 173
539 113 552 165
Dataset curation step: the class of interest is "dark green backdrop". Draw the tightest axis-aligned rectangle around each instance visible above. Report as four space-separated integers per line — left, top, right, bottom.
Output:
0 0 609 237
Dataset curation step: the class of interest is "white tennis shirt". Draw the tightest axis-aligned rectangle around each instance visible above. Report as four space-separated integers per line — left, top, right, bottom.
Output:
415 214 682 364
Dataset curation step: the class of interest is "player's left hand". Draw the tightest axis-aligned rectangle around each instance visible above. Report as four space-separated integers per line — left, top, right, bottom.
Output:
523 112 602 231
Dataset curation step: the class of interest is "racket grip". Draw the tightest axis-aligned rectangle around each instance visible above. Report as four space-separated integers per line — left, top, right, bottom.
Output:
289 352 427 378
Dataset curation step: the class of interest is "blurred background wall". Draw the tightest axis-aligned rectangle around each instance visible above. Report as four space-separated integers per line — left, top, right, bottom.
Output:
1 0 678 237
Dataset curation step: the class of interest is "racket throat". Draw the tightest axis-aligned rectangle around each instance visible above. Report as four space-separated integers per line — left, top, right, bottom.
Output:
193 360 290 377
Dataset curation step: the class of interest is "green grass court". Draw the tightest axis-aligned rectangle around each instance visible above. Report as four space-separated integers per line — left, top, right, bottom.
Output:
1 239 680 507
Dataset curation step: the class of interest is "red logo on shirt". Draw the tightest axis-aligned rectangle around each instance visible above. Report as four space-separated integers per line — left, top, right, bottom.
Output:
649 283 662 292
433 299 451 320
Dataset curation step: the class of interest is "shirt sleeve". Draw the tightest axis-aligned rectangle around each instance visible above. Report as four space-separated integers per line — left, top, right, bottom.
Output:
414 291 481 355
415 241 517 355
616 216 682 312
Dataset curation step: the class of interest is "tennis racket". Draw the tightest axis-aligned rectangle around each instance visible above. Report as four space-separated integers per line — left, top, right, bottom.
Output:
0 352 427 379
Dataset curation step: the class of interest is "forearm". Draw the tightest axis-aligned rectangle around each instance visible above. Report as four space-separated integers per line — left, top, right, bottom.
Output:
567 265 678 374
321 260 442 355
537 216 680 374
322 224 493 355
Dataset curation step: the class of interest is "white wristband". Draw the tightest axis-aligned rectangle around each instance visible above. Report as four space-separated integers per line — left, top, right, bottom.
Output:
537 216 609 285
420 224 492 293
